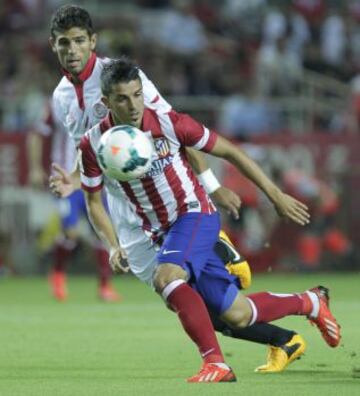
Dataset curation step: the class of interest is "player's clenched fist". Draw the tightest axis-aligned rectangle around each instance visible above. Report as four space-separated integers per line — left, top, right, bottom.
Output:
109 246 129 273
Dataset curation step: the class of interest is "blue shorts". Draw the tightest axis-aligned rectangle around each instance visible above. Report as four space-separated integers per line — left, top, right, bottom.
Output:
157 212 239 315
56 189 108 230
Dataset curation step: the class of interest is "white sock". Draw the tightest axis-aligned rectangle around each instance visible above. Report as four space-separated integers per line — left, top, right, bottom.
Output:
161 279 186 301
306 291 320 318
211 363 230 370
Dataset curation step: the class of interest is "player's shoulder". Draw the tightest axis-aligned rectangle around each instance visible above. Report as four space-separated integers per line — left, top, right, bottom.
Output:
53 76 72 99
52 76 74 113
80 122 102 149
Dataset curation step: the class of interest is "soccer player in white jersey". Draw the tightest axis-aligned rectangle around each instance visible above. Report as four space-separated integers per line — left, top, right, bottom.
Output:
45 4 241 303
48 5 338 375
77 58 341 382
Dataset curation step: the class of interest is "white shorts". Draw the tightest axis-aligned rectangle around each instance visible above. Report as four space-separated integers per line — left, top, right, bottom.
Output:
107 194 158 286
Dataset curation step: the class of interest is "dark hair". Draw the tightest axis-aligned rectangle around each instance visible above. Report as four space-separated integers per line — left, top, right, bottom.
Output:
50 5 94 38
101 57 140 96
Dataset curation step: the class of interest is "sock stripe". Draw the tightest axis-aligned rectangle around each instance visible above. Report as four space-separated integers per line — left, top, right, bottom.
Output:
161 279 186 300
246 297 258 326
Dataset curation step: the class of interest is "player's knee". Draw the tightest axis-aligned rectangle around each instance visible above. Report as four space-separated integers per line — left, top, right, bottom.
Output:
152 263 187 294
220 294 252 328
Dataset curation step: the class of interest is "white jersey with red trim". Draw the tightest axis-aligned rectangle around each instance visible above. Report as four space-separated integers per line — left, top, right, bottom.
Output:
79 109 218 236
52 53 171 149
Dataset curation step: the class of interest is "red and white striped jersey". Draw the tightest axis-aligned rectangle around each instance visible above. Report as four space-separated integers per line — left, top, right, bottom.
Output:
52 52 171 149
79 109 218 235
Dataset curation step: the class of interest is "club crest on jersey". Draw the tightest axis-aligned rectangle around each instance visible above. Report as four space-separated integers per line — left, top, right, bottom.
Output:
153 138 170 158
92 102 108 119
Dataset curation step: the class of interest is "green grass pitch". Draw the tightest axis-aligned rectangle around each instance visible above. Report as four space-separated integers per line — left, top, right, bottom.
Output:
0 273 359 396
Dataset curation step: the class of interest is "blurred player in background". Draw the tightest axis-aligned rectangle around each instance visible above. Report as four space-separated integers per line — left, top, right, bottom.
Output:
77 58 341 382
28 101 119 301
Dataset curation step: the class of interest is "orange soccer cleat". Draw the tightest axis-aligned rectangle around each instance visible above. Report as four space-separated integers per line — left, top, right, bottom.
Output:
187 363 236 383
307 286 341 348
49 269 68 301
98 283 122 302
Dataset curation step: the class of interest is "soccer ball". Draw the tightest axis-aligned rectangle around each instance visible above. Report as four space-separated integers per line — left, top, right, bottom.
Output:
97 125 154 181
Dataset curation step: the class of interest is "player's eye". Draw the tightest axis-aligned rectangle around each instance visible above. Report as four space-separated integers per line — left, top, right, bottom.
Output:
58 39 69 46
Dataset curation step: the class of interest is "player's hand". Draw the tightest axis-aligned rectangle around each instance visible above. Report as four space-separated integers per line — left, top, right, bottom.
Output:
49 163 74 198
210 186 241 219
272 191 310 226
109 246 129 273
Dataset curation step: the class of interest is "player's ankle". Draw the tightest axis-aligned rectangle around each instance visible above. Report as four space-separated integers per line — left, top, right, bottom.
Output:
301 291 319 318
203 353 225 364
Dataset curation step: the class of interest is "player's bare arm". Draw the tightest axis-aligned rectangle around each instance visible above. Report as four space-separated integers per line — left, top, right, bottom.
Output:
186 147 241 219
83 189 128 273
28 133 47 188
209 136 311 226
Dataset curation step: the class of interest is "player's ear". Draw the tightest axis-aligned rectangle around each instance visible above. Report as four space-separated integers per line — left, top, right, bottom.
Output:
101 96 109 108
90 33 97 51
49 36 57 53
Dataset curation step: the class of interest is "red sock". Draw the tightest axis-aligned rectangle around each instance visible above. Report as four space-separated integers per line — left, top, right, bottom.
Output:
246 292 312 323
165 281 224 364
53 238 77 272
94 246 112 287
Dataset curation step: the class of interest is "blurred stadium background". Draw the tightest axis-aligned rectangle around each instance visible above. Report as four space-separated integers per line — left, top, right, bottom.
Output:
0 0 359 276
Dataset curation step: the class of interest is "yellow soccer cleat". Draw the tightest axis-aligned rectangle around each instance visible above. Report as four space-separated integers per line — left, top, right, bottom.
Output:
255 334 306 373
218 230 252 289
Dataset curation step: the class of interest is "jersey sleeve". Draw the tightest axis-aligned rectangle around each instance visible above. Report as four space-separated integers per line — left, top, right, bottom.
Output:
78 133 104 193
139 68 172 113
168 110 218 152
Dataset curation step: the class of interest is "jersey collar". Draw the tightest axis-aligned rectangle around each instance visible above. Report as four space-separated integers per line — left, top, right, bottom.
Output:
100 112 115 133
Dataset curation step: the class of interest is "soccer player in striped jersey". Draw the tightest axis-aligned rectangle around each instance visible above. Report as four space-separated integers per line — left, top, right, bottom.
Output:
75 58 341 382
46 5 326 376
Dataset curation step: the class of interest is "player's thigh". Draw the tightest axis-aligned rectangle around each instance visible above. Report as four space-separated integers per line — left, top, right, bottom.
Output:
120 229 158 287
157 212 221 279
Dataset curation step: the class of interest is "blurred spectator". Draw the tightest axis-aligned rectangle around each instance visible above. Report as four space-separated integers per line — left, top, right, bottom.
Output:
157 0 208 55
256 34 303 96
320 9 346 67
218 82 280 139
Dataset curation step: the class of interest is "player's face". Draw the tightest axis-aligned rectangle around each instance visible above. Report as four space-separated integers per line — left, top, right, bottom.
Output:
103 78 144 129
50 27 96 78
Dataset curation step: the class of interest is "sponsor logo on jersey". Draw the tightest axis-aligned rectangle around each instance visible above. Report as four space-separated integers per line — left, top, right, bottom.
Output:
143 155 174 177
153 138 170 158
93 102 108 119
